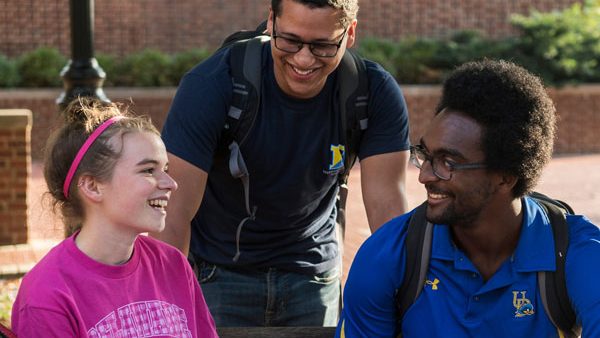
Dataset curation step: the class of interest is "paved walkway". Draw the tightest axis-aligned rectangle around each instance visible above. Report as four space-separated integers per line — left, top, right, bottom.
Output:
2 154 600 282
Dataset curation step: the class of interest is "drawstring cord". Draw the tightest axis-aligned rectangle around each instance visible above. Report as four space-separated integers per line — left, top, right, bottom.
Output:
232 205 257 262
228 141 257 262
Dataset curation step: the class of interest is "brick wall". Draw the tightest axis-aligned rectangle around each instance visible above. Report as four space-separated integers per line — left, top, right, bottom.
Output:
0 86 598 162
0 110 31 245
0 0 581 58
403 85 600 154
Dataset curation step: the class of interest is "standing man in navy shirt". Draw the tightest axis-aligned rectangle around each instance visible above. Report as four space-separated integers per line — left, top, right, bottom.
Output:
338 60 600 337
154 0 411 327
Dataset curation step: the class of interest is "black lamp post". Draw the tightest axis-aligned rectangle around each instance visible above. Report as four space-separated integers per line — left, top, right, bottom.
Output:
57 0 110 111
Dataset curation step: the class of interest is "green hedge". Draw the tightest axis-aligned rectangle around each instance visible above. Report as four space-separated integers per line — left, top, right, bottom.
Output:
355 0 600 85
1 1 599 87
0 47 211 88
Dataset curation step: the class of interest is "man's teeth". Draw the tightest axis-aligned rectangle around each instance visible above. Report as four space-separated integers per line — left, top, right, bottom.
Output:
429 193 448 199
148 199 167 208
292 66 314 75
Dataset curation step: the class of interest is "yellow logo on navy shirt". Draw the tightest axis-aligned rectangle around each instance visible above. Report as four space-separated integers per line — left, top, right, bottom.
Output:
426 278 440 290
513 291 535 317
329 144 346 171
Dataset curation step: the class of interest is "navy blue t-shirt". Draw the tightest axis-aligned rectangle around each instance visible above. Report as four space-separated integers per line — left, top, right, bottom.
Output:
162 43 410 274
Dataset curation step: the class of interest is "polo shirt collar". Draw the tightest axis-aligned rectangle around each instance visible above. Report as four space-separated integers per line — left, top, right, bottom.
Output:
430 196 556 272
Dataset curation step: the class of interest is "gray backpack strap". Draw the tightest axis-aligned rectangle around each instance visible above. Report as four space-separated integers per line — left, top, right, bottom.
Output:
395 202 434 333
228 138 257 262
228 141 253 216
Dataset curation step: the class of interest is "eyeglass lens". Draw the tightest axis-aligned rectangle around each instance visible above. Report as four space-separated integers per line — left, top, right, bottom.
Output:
272 16 345 57
410 146 452 180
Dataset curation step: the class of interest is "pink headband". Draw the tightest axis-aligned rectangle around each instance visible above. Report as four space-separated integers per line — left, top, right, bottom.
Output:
63 116 125 198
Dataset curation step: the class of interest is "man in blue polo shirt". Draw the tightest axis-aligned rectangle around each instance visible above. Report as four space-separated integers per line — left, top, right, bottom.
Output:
337 60 600 337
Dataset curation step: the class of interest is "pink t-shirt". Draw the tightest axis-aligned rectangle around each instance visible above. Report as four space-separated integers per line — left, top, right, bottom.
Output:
12 234 217 338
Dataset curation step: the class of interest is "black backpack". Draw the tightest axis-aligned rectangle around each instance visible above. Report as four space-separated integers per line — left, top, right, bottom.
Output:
218 22 370 245
395 191 581 338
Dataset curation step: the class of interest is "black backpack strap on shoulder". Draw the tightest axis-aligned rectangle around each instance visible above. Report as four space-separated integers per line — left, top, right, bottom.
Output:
225 35 267 208
337 49 369 185
225 35 269 146
529 191 574 215
395 202 434 327
533 195 581 338
223 33 268 262
219 20 268 51
334 49 369 238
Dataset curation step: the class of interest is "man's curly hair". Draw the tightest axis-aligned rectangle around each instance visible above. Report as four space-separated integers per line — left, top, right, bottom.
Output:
436 59 556 197
272 0 358 27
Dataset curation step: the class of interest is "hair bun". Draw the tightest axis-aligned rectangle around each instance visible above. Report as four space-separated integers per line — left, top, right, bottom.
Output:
62 97 123 129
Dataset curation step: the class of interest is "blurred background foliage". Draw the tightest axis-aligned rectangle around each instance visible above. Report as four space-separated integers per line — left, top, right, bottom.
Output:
1 0 599 87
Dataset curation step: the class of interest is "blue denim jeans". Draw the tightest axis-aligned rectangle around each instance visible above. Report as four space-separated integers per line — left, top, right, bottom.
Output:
195 258 340 327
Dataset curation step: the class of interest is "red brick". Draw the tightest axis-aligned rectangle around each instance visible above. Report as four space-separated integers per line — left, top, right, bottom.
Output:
0 0 581 57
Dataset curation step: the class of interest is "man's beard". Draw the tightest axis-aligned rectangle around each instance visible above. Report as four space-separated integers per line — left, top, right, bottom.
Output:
424 182 495 228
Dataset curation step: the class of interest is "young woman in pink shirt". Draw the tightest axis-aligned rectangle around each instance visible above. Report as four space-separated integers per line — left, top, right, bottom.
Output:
12 98 217 338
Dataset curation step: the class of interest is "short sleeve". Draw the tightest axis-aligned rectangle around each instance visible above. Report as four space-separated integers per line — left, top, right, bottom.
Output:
336 213 411 337
357 61 410 161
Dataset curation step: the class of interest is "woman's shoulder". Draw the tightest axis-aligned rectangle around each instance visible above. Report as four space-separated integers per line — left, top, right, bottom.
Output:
15 240 74 306
136 235 188 263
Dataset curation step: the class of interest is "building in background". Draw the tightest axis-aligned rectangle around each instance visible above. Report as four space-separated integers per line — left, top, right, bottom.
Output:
0 0 580 57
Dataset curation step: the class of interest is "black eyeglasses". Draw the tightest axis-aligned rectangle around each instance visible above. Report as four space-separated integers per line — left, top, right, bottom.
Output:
271 16 348 58
410 145 487 180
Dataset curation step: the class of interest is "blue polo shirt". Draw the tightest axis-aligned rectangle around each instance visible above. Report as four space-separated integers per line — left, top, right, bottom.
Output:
337 196 600 337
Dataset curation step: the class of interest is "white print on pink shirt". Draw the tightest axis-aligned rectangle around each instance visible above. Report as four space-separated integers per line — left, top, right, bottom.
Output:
87 300 192 338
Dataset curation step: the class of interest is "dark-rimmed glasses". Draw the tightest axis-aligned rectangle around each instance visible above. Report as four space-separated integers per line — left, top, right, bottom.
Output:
271 16 347 58
410 145 487 180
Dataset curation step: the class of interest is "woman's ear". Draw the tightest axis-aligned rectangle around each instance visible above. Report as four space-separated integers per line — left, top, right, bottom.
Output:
77 175 103 202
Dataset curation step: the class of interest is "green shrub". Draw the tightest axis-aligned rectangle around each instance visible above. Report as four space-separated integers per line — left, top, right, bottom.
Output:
429 31 514 70
511 0 600 84
357 37 400 77
358 33 514 84
16 47 66 87
115 49 173 86
3 1 600 88
169 48 211 85
0 54 20 87
95 53 119 87
394 37 442 84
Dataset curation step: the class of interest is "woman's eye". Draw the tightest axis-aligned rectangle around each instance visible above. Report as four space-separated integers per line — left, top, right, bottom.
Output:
142 168 155 174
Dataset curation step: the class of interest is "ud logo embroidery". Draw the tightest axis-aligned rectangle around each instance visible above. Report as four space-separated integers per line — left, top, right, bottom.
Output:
329 144 345 171
425 278 440 290
513 291 535 317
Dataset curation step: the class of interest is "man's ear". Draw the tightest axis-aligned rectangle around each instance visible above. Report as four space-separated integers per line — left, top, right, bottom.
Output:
267 8 274 35
345 19 357 49
77 175 103 202
497 173 518 194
